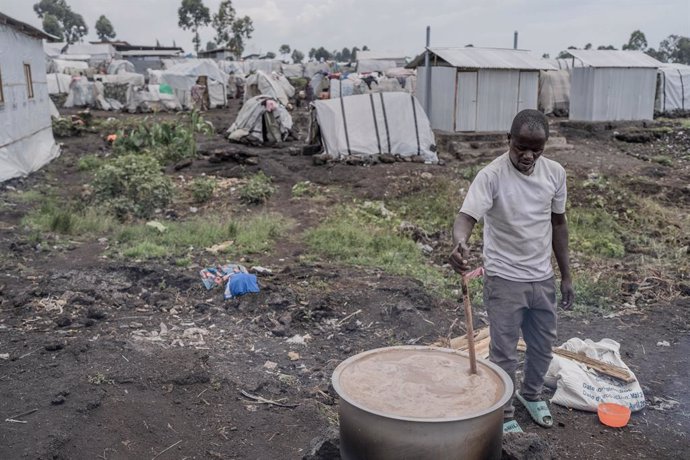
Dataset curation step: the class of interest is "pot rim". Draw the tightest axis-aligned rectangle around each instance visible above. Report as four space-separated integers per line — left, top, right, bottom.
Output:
332 345 513 423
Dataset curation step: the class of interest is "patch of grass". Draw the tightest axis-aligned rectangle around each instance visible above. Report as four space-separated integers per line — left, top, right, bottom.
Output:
77 154 105 172
24 201 118 236
87 372 114 385
458 162 488 181
568 208 625 258
9 189 46 204
116 213 290 259
651 155 673 167
306 207 454 295
677 119 690 129
291 180 319 198
571 272 620 313
190 177 216 203
389 177 461 233
239 172 277 204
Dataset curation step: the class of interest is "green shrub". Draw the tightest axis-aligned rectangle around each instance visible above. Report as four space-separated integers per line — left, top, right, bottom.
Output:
240 172 276 204
291 181 318 198
78 155 104 171
92 153 173 219
190 177 216 203
52 117 84 138
24 201 118 236
569 208 625 258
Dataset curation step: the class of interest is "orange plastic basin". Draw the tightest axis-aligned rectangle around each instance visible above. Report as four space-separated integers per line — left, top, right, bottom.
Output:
598 403 631 428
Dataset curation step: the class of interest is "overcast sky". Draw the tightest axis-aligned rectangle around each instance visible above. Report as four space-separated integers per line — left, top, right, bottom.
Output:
2 0 688 58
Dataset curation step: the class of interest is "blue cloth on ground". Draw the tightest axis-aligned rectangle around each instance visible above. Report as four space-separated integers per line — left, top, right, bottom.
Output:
224 273 260 299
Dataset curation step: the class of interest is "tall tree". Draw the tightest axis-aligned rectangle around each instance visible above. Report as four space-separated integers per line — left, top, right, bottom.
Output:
308 48 316 59
362 45 369 51
42 14 63 40
95 15 116 41
584 43 592 50
291 49 304 63
314 47 331 61
351 46 359 60
211 0 236 45
622 30 648 50
265 51 276 59
340 47 351 61
227 16 253 57
178 0 211 54
34 0 87 43
657 34 690 64
279 44 291 55
597 45 616 50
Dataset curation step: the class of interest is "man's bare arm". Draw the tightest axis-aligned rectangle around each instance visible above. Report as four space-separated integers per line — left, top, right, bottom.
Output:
449 212 477 273
552 212 574 309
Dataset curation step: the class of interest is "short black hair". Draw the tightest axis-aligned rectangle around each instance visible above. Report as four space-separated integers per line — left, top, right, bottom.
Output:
510 109 549 139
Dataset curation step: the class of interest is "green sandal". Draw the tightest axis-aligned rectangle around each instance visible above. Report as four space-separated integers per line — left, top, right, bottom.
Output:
503 419 524 433
516 392 553 428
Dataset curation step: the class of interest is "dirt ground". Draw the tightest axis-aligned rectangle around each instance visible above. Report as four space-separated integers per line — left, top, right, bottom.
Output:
1 99 689 460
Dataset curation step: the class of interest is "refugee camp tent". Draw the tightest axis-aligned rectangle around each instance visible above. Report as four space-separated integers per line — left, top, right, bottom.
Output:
227 96 293 145
242 59 282 74
127 85 182 113
568 50 661 121
0 12 60 182
160 59 228 109
244 71 294 106
48 58 89 75
538 59 572 116
357 51 409 73
282 64 305 78
107 59 136 75
43 41 68 58
47 73 73 94
305 61 331 77
656 63 690 113
308 92 437 162
64 78 122 110
121 47 183 74
412 47 554 131
66 43 118 66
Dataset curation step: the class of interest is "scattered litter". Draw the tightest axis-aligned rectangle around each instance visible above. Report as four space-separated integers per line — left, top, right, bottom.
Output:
97 237 108 244
264 360 278 370
286 334 312 345
288 351 300 361
0 353 9 360
189 206 199 213
4 408 38 424
199 263 260 299
206 241 234 254
145 221 167 233
251 266 273 275
240 389 298 408
38 297 66 314
159 322 168 336
647 396 680 411
656 341 670 347
182 327 208 338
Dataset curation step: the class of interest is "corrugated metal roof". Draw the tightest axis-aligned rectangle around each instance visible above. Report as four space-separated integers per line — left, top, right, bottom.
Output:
422 47 555 70
0 12 55 40
568 50 661 68
120 49 182 57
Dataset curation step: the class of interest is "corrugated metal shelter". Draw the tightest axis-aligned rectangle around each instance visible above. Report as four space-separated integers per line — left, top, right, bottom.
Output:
568 50 661 121
412 47 554 132
357 51 409 73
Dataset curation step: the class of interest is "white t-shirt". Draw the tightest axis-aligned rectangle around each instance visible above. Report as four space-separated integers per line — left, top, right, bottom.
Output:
460 152 567 282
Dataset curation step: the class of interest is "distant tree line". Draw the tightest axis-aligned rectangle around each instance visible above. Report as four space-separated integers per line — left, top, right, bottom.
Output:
552 30 690 64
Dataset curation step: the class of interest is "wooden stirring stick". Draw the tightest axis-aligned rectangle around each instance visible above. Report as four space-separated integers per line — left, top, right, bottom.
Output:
461 274 477 375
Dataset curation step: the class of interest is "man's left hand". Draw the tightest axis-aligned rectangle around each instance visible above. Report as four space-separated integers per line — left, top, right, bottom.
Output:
560 277 574 310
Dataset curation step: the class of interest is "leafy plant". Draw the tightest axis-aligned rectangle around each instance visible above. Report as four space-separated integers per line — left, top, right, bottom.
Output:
92 154 173 219
190 177 216 203
291 181 319 198
77 154 104 171
240 172 276 204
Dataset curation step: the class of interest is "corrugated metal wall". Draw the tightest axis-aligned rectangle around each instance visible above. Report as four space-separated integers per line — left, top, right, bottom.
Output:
570 67 656 121
419 66 540 132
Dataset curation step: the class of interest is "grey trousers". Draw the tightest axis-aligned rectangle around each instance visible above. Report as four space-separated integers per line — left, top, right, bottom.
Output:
483 275 558 420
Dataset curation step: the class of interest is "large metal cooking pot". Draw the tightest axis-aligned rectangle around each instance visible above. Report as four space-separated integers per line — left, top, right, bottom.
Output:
332 346 513 460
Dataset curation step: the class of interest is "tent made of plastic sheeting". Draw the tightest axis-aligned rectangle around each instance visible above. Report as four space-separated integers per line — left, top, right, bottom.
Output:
48 58 89 75
282 64 305 78
44 41 68 57
309 92 437 162
66 43 118 65
127 85 182 113
1 16 60 183
358 59 399 73
656 64 690 113
305 61 331 77
96 72 146 87
64 78 123 111
244 71 295 106
107 59 136 75
242 59 283 75
160 60 228 109
539 69 570 115
227 96 293 145
47 73 73 94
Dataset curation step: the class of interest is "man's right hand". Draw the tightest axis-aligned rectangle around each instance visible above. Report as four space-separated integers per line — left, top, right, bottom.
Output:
449 242 471 274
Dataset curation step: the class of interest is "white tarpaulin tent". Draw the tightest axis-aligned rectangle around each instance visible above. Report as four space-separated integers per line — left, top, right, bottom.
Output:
66 42 118 66
0 13 60 182
656 64 690 113
244 70 294 106
48 58 89 75
47 73 73 94
227 96 293 145
309 92 437 162
107 59 136 75
160 59 228 109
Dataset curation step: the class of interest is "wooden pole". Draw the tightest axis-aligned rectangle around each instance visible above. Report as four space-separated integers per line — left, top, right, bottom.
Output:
461 275 477 374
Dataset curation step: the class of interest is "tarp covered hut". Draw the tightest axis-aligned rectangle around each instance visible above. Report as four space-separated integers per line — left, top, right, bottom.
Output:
0 12 60 182
412 47 554 132
308 92 437 162
568 50 661 121
656 63 690 113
